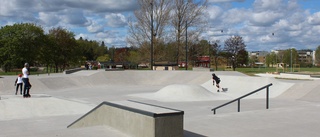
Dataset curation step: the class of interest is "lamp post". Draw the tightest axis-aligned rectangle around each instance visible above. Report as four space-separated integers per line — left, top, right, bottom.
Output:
290 48 292 72
208 41 211 69
150 2 154 70
185 2 188 70
185 20 188 70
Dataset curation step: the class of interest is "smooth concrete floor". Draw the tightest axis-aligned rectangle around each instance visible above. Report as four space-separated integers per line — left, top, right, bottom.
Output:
1 70 320 137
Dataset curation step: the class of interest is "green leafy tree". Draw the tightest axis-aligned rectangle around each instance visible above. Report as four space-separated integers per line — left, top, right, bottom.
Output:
315 46 320 66
223 35 246 71
0 23 45 72
282 48 299 67
209 40 222 70
47 27 79 72
237 49 249 67
266 52 277 67
96 54 110 62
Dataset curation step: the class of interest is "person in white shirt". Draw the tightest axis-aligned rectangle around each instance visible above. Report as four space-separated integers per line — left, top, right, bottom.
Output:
14 74 23 95
22 63 31 98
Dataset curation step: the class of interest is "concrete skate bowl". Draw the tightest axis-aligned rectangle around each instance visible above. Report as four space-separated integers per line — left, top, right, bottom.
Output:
88 70 212 86
130 84 232 102
38 71 212 90
0 70 213 94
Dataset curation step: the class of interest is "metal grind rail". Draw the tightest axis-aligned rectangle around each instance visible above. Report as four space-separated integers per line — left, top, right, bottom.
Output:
211 83 273 115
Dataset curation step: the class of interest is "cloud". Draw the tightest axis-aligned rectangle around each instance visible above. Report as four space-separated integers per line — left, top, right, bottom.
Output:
253 0 285 12
208 0 245 3
307 12 320 25
249 11 283 26
1 0 320 50
87 20 104 33
105 13 127 28
38 12 60 26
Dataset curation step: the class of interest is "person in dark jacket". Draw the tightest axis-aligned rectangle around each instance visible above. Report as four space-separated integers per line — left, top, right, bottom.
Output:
212 73 220 87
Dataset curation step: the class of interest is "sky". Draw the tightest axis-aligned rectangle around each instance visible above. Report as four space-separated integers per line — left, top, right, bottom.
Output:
0 0 320 51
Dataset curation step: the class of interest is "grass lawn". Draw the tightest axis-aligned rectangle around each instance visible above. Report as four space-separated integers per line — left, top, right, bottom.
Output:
236 67 320 76
1 67 320 76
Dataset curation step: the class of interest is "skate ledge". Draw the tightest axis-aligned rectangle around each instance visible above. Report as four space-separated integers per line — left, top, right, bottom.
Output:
68 100 184 137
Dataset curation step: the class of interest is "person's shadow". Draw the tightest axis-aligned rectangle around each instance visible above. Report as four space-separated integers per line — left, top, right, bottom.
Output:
184 130 207 137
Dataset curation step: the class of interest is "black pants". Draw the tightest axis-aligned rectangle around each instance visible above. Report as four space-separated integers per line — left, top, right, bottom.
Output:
22 78 30 96
16 83 23 94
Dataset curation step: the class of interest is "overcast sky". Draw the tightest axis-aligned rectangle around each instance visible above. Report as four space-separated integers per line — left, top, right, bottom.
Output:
1 0 320 51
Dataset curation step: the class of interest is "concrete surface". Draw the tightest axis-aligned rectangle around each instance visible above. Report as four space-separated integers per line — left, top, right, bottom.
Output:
1 70 320 137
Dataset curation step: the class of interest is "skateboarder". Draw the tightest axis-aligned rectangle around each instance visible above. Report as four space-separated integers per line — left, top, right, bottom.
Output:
212 73 221 92
212 73 227 92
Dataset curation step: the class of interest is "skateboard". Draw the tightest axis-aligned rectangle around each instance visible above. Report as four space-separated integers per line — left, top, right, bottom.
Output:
217 88 228 92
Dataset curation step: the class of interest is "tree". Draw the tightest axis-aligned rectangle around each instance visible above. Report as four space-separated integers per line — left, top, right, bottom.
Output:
266 52 277 67
210 41 222 71
96 54 110 62
128 0 172 45
237 49 249 67
282 48 299 68
171 0 207 63
315 46 320 66
47 27 79 72
0 23 45 72
223 35 246 71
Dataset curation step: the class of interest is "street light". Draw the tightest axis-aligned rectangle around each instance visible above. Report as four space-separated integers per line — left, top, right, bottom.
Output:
150 2 154 70
291 48 292 72
185 2 189 70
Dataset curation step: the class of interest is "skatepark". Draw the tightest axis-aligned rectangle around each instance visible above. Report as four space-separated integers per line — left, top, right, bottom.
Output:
1 70 320 137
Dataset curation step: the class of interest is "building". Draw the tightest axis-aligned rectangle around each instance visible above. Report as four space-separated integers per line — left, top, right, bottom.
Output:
297 49 314 65
248 51 269 66
194 56 210 68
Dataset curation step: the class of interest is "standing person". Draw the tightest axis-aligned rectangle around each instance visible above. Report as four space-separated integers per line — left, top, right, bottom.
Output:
22 63 32 98
14 74 23 95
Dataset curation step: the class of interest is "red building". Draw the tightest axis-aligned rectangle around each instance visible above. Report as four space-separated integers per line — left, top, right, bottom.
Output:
195 56 210 68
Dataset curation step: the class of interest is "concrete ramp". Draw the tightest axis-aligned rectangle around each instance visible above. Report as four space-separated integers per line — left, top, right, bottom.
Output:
68 100 184 137
0 94 94 121
130 84 231 102
202 75 294 99
278 80 320 101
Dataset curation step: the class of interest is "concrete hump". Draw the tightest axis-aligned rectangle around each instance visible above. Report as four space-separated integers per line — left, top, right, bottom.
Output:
129 84 232 102
68 100 184 137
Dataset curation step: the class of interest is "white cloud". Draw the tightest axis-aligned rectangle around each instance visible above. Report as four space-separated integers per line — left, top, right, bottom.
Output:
253 0 285 12
87 20 104 33
208 0 245 2
105 13 127 28
1 0 320 50
38 12 60 26
249 11 283 26
307 12 320 25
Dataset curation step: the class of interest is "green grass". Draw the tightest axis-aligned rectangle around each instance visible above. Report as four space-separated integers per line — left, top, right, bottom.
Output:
236 67 320 76
1 67 320 76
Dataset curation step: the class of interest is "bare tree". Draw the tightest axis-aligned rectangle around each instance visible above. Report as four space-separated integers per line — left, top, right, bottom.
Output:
128 0 172 43
127 0 172 65
171 0 207 63
224 35 246 71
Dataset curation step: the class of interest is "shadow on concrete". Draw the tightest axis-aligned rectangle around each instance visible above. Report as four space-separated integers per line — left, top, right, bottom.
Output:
184 130 206 137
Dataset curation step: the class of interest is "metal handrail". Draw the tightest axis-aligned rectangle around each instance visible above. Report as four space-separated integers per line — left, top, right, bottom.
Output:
211 83 273 115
